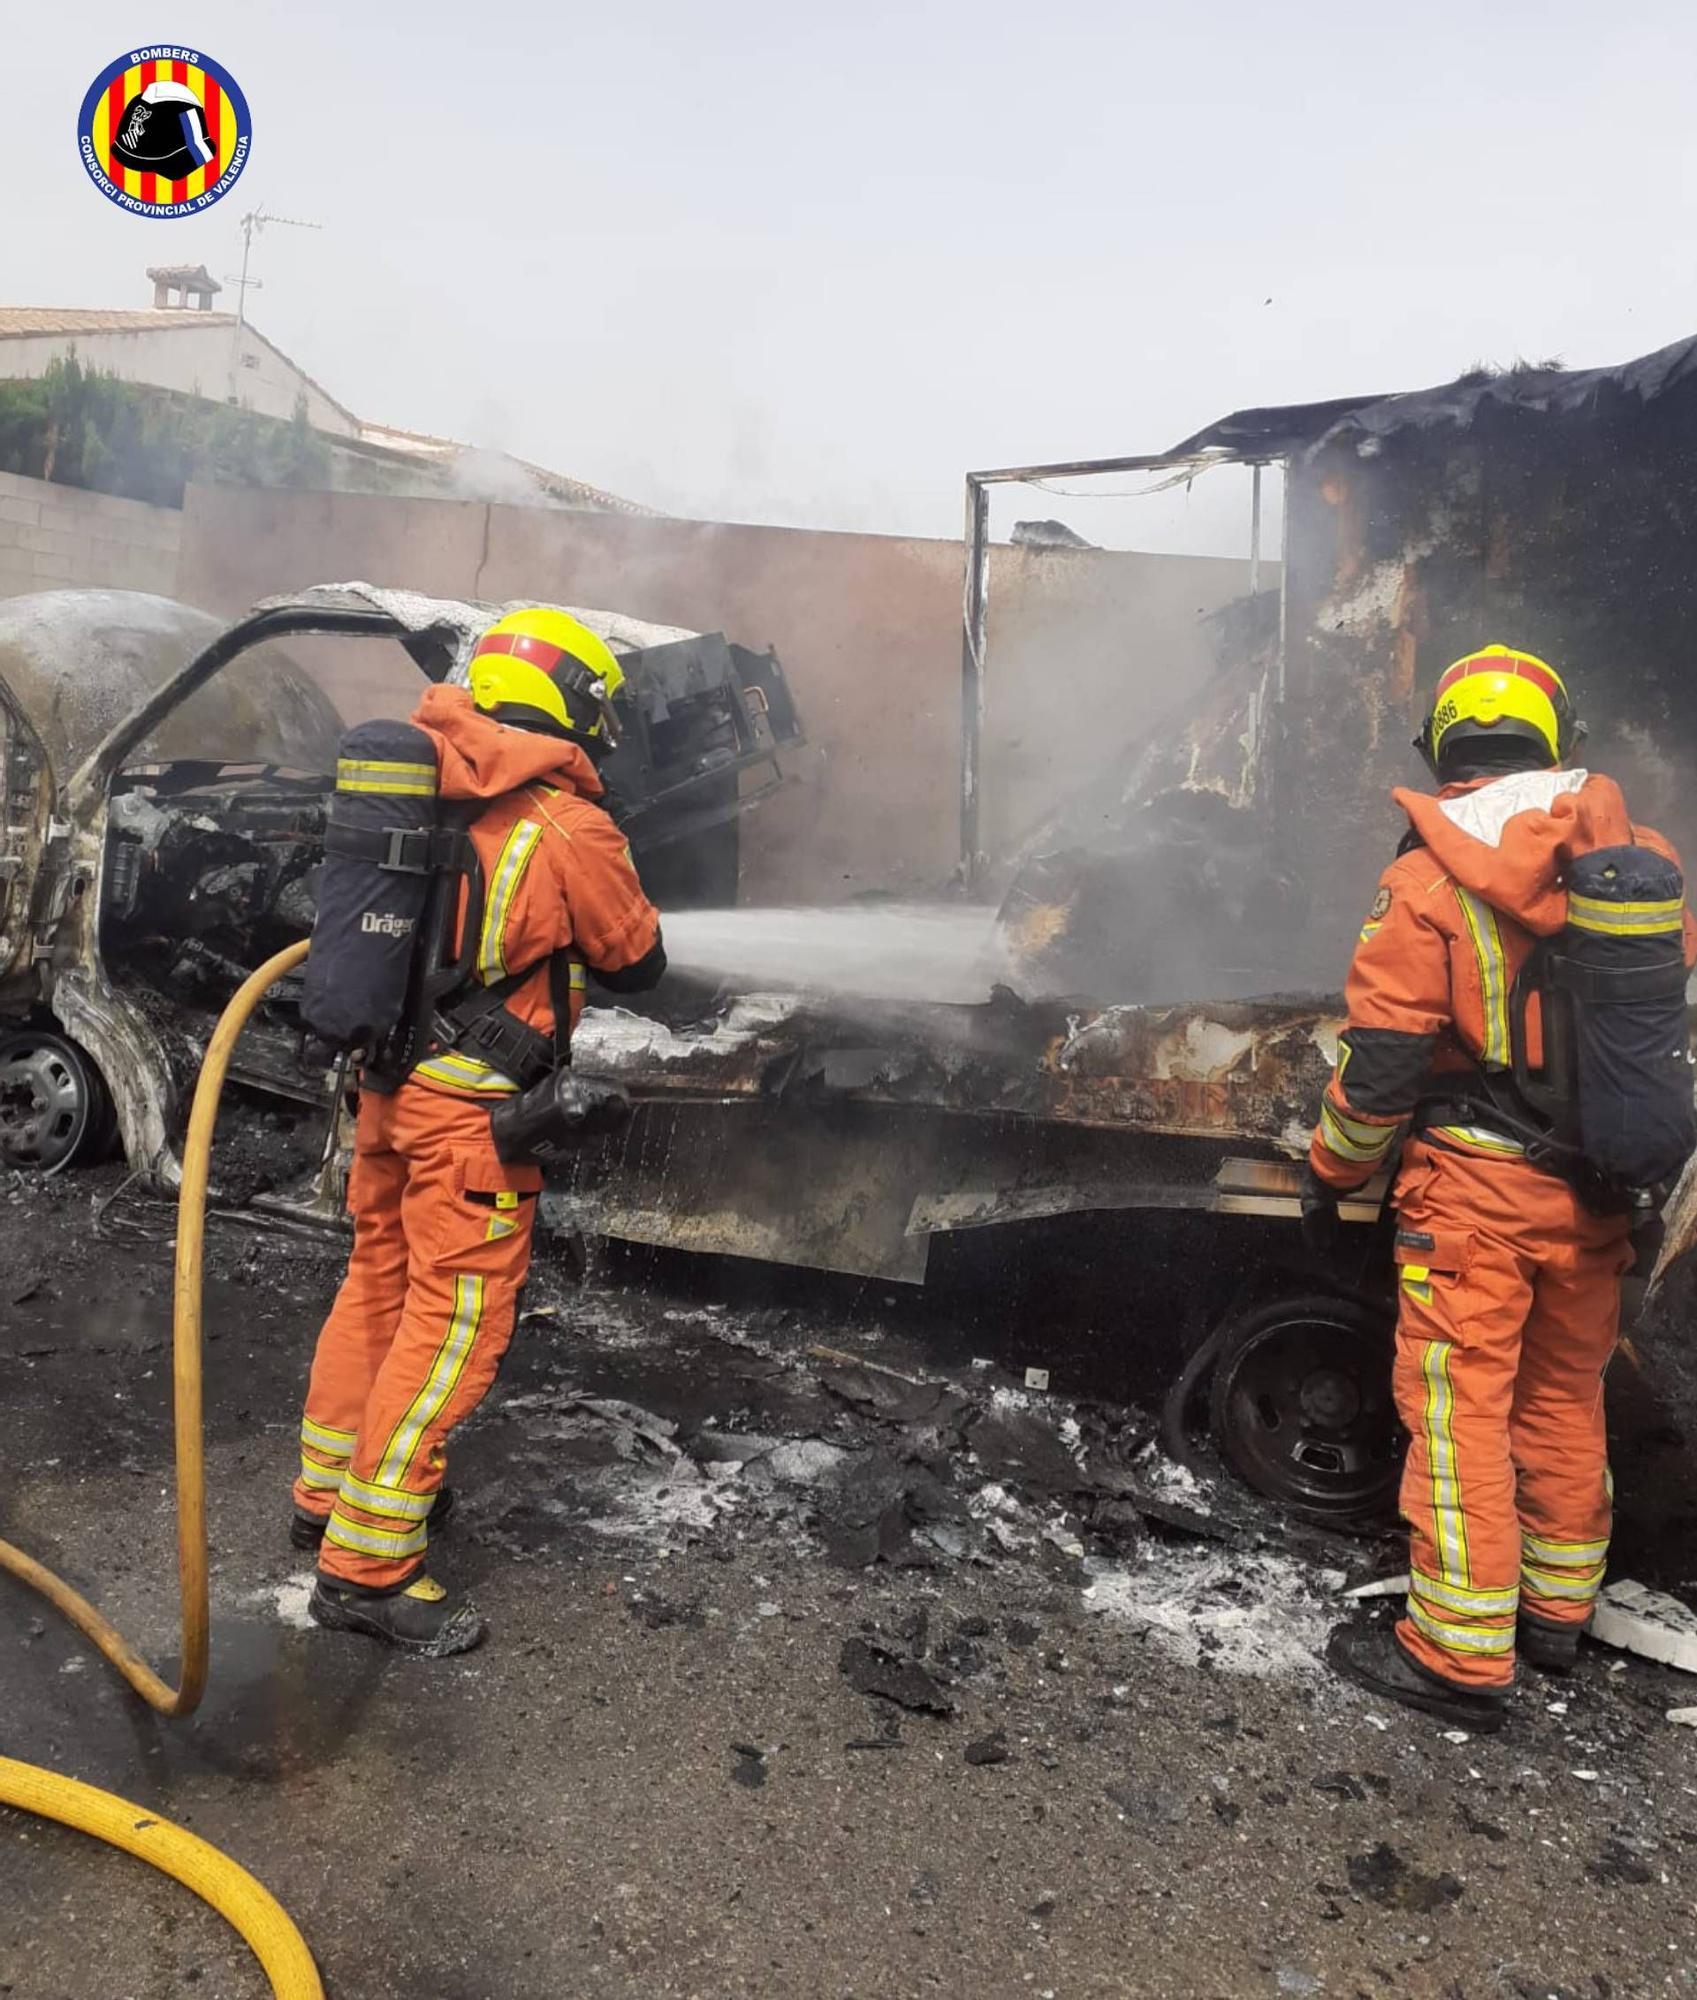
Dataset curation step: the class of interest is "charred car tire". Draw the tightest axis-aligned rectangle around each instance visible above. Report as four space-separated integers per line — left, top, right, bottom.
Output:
1207 1291 1401 1529
0 1029 116 1173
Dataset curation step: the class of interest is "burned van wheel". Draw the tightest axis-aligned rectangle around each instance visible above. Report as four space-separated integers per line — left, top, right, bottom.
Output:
1208 1292 1401 1529
0 1029 114 1173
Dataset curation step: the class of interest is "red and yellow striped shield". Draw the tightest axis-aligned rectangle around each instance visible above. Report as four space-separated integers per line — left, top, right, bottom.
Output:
78 47 251 216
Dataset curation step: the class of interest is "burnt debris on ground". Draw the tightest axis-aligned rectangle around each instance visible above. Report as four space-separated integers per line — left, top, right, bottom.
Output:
10 1138 1697 1999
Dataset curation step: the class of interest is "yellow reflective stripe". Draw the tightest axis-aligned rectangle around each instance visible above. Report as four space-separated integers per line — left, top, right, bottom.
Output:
323 1513 429 1561
1410 1567 1518 1618
1323 1100 1398 1151
1358 921 1383 944
478 819 543 979
375 1275 484 1489
1455 889 1509 1064
1522 1532 1610 1565
1422 1341 1470 1586
412 1051 520 1096
486 1214 517 1242
1320 1100 1397 1164
339 1470 436 1524
1406 1599 1516 1655
1433 1123 1526 1157
569 963 587 990
1521 1561 1604 1603
297 1459 345 1492
1567 902 1684 936
1569 895 1683 917
336 758 437 798
301 1417 355 1455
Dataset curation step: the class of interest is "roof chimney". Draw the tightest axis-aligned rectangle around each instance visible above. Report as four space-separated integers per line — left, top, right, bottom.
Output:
146 264 222 312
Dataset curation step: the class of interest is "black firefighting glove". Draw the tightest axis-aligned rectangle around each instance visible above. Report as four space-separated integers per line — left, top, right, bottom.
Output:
1299 1161 1344 1266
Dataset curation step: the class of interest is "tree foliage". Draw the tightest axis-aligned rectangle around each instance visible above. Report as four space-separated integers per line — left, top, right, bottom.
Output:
0 350 330 507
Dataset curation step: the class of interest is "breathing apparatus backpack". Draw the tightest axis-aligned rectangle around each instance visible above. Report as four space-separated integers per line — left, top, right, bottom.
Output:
301 719 562 1096
1424 843 1697 1203
1501 845 1696 1196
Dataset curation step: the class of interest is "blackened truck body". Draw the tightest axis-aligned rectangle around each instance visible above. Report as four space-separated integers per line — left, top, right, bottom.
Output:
0 582 799 1180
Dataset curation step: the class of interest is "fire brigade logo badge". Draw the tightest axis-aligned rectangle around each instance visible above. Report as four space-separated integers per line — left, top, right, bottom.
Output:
1368 887 1392 921
78 48 250 216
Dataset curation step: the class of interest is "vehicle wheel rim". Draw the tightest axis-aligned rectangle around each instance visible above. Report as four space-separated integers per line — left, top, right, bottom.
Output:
1213 1303 1400 1520
0 1035 98 1172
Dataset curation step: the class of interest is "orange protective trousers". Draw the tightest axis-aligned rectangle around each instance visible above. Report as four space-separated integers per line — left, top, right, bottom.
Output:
292 1080 540 1590
1390 1139 1631 1689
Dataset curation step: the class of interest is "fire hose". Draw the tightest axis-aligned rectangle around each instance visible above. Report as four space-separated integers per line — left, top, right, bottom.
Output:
0 938 322 1998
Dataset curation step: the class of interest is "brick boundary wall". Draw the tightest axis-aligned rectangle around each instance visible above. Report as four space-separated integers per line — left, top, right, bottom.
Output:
0 469 181 598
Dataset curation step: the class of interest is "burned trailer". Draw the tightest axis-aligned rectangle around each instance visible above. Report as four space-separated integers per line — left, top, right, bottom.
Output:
0 583 803 1180
558 332 1697 1529
914 331 1697 1518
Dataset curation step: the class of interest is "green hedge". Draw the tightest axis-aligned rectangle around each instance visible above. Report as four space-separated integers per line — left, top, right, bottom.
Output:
0 351 330 508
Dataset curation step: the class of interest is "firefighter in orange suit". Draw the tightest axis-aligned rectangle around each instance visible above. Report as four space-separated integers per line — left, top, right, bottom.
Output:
1308 647 1695 1729
292 608 664 1655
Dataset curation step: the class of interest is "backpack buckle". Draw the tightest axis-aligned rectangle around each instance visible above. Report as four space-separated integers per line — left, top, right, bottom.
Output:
381 827 435 874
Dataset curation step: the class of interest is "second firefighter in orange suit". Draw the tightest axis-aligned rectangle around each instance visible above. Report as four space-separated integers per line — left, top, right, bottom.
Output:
1310 646 1695 1729
293 609 664 1655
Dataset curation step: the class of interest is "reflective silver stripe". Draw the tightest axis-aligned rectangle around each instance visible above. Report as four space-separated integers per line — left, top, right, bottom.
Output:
1406 1598 1516 1656
1522 1532 1609 1566
1521 1561 1604 1603
1567 893 1683 936
1421 1342 1470 1585
1320 1100 1397 1164
1455 888 1509 1065
323 1512 428 1561
478 819 542 978
301 1416 355 1455
412 1051 520 1096
1433 1123 1525 1157
1456 889 1510 1062
375 1274 484 1489
340 1470 436 1523
335 758 436 797
297 1459 345 1492
1410 1567 1518 1618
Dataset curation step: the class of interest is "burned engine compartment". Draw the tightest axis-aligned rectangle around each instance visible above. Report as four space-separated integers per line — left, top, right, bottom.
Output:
104 766 328 1001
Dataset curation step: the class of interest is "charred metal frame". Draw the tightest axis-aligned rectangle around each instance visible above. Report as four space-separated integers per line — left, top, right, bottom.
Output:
959 451 1282 883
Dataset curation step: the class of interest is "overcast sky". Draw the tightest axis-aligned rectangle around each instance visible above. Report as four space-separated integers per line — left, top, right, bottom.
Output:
14 2 1697 555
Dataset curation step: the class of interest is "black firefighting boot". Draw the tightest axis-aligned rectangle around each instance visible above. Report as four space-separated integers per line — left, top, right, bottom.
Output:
308 1571 486 1657
1517 1610 1583 1675
290 1485 455 1552
1327 1620 1509 1733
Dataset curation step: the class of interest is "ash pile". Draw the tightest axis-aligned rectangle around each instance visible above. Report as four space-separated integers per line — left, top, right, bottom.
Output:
470 1266 1359 1690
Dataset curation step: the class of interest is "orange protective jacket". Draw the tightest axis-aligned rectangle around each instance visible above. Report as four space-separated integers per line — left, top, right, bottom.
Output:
1310 770 1697 1191
403 685 661 1099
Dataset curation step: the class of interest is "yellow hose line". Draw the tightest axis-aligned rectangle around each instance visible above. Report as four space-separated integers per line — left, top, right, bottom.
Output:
0 1756 323 1999
0 938 308 1712
0 938 320 1997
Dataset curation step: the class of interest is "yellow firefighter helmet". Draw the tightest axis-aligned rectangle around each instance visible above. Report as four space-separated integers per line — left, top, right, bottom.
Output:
466 606 625 740
1416 644 1584 776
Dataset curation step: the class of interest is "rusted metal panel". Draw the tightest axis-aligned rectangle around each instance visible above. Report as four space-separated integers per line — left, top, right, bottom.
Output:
578 989 1342 1156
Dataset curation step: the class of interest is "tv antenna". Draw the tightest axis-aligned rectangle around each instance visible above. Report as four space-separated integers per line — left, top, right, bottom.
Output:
227 205 323 327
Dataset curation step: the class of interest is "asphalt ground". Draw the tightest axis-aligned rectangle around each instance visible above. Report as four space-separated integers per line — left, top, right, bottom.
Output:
5 1167 1697 2000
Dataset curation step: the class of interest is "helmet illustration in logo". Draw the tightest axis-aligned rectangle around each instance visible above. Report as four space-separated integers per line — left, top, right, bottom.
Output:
109 80 216 180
